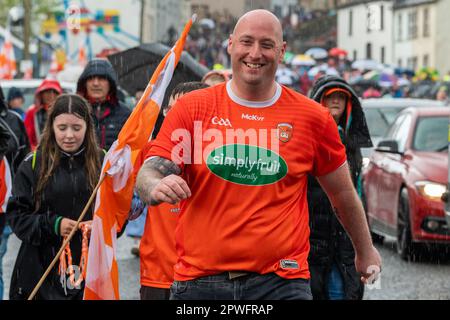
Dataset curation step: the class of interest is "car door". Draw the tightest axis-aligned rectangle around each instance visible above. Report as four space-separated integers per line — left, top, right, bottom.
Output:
378 113 413 229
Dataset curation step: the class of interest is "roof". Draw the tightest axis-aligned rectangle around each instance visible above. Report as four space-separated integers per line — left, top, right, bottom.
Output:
393 0 437 9
0 79 75 91
401 106 450 116
337 0 390 10
361 98 446 109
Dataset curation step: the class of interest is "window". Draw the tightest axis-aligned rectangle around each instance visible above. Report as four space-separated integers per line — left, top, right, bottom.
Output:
381 46 385 64
413 117 448 152
380 5 384 31
412 56 418 70
387 113 412 152
366 42 372 60
423 8 430 37
353 50 357 60
349 10 353 36
398 58 402 67
365 108 403 138
397 14 402 41
423 54 429 67
408 11 418 39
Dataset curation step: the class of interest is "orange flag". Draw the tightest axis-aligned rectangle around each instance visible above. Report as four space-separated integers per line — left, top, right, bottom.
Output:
0 28 17 79
83 16 195 300
0 158 12 214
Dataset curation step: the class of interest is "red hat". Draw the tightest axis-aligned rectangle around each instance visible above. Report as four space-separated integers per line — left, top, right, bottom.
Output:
36 79 63 95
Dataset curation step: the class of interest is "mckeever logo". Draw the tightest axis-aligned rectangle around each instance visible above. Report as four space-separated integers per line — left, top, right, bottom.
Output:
206 144 288 186
241 113 264 121
211 116 232 127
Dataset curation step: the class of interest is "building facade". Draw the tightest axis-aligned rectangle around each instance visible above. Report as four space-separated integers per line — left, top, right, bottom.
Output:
394 0 450 73
337 0 394 64
337 0 450 73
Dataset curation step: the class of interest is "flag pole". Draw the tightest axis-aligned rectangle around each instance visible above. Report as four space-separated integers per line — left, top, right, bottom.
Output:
27 174 107 300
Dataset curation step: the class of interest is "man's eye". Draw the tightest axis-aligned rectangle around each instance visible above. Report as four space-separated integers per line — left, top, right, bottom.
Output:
261 43 274 49
241 40 252 45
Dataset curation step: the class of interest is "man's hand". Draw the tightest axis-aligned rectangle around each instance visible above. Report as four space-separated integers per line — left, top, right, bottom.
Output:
150 174 191 205
317 162 383 285
355 245 382 284
136 157 189 206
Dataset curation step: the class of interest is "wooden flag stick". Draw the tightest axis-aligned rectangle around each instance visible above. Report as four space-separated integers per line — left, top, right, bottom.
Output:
27 174 106 300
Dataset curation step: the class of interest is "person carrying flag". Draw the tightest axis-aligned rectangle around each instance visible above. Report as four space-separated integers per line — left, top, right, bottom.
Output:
7 94 103 300
136 9 381 300
83 16 196 300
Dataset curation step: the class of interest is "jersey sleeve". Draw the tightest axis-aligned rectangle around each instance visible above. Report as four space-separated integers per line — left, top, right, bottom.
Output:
312 112 347 177
145 99 193 171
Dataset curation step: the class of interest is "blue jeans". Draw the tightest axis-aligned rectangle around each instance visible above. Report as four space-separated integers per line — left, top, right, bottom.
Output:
328 264 345 300
0 225 12 300
170 272 312 300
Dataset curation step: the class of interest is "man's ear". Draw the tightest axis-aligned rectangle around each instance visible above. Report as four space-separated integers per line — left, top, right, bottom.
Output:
278 41 287 63
227 35 233 55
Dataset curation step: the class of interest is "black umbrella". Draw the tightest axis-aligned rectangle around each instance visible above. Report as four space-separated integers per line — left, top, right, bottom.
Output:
107 42 209 103
107 43 209 139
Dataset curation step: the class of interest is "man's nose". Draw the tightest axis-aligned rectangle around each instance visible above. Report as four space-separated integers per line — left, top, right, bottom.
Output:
248 43 262 59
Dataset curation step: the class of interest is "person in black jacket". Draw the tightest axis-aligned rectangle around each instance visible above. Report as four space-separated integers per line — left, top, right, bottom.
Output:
0 85 30 173
7 94 103 300
307 75 373 300
0 85 30 300
76 59 131 150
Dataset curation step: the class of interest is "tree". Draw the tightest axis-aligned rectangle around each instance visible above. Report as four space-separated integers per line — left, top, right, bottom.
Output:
0 0 60 28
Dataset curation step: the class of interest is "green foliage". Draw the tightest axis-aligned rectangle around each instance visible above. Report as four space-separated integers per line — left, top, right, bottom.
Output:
0 0 61 27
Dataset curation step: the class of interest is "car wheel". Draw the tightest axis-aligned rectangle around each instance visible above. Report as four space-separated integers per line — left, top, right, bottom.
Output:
361 181 384 244
396 188 418 260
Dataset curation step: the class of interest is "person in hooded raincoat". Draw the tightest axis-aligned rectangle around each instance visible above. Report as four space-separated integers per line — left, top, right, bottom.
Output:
308 75 373 300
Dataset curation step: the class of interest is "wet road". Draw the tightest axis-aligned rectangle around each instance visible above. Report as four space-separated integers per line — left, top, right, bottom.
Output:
3 234 449 300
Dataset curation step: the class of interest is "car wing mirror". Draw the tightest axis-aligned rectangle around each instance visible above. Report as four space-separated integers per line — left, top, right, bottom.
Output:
375 139 403 154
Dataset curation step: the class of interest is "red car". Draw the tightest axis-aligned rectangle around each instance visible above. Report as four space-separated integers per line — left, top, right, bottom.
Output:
363 107 449 260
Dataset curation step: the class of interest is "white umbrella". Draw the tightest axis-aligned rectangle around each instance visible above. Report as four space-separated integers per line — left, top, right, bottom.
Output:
199 18 215 29
304 47 328 60
291 54 316 67
351 59 383 72
276 66 297 86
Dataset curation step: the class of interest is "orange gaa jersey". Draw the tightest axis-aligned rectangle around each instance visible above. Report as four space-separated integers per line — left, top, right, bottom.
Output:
146 82 346 281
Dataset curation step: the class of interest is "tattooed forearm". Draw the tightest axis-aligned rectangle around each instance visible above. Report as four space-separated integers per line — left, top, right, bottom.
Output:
136 156 180 205
147 156 181 177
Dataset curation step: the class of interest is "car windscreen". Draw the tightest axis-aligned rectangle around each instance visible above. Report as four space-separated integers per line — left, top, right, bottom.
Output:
413 116 448 152
364 107 403 138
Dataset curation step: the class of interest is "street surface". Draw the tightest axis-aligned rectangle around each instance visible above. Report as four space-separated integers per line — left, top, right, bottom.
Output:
3 234 449 300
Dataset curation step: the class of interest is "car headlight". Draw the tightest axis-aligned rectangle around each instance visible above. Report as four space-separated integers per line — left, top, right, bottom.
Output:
415 181 447 201
362 157 370 168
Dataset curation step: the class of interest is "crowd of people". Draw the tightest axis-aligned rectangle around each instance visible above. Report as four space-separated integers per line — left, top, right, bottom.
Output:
0 9 384 301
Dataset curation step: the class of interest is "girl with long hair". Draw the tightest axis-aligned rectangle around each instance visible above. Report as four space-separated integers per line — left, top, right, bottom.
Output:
7 94 102 300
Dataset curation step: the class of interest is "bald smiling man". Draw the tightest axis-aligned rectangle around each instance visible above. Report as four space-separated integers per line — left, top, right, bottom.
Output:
136 9 382 300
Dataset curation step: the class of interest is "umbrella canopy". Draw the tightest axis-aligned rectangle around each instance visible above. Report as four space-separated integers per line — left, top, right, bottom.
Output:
199 18 215 29
283 51 295 64
304 47 328 60
351 59 383 72
307 64 339 77
291 54 315 66
328 47 348 58
276 66 297 86
108 42 209 102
